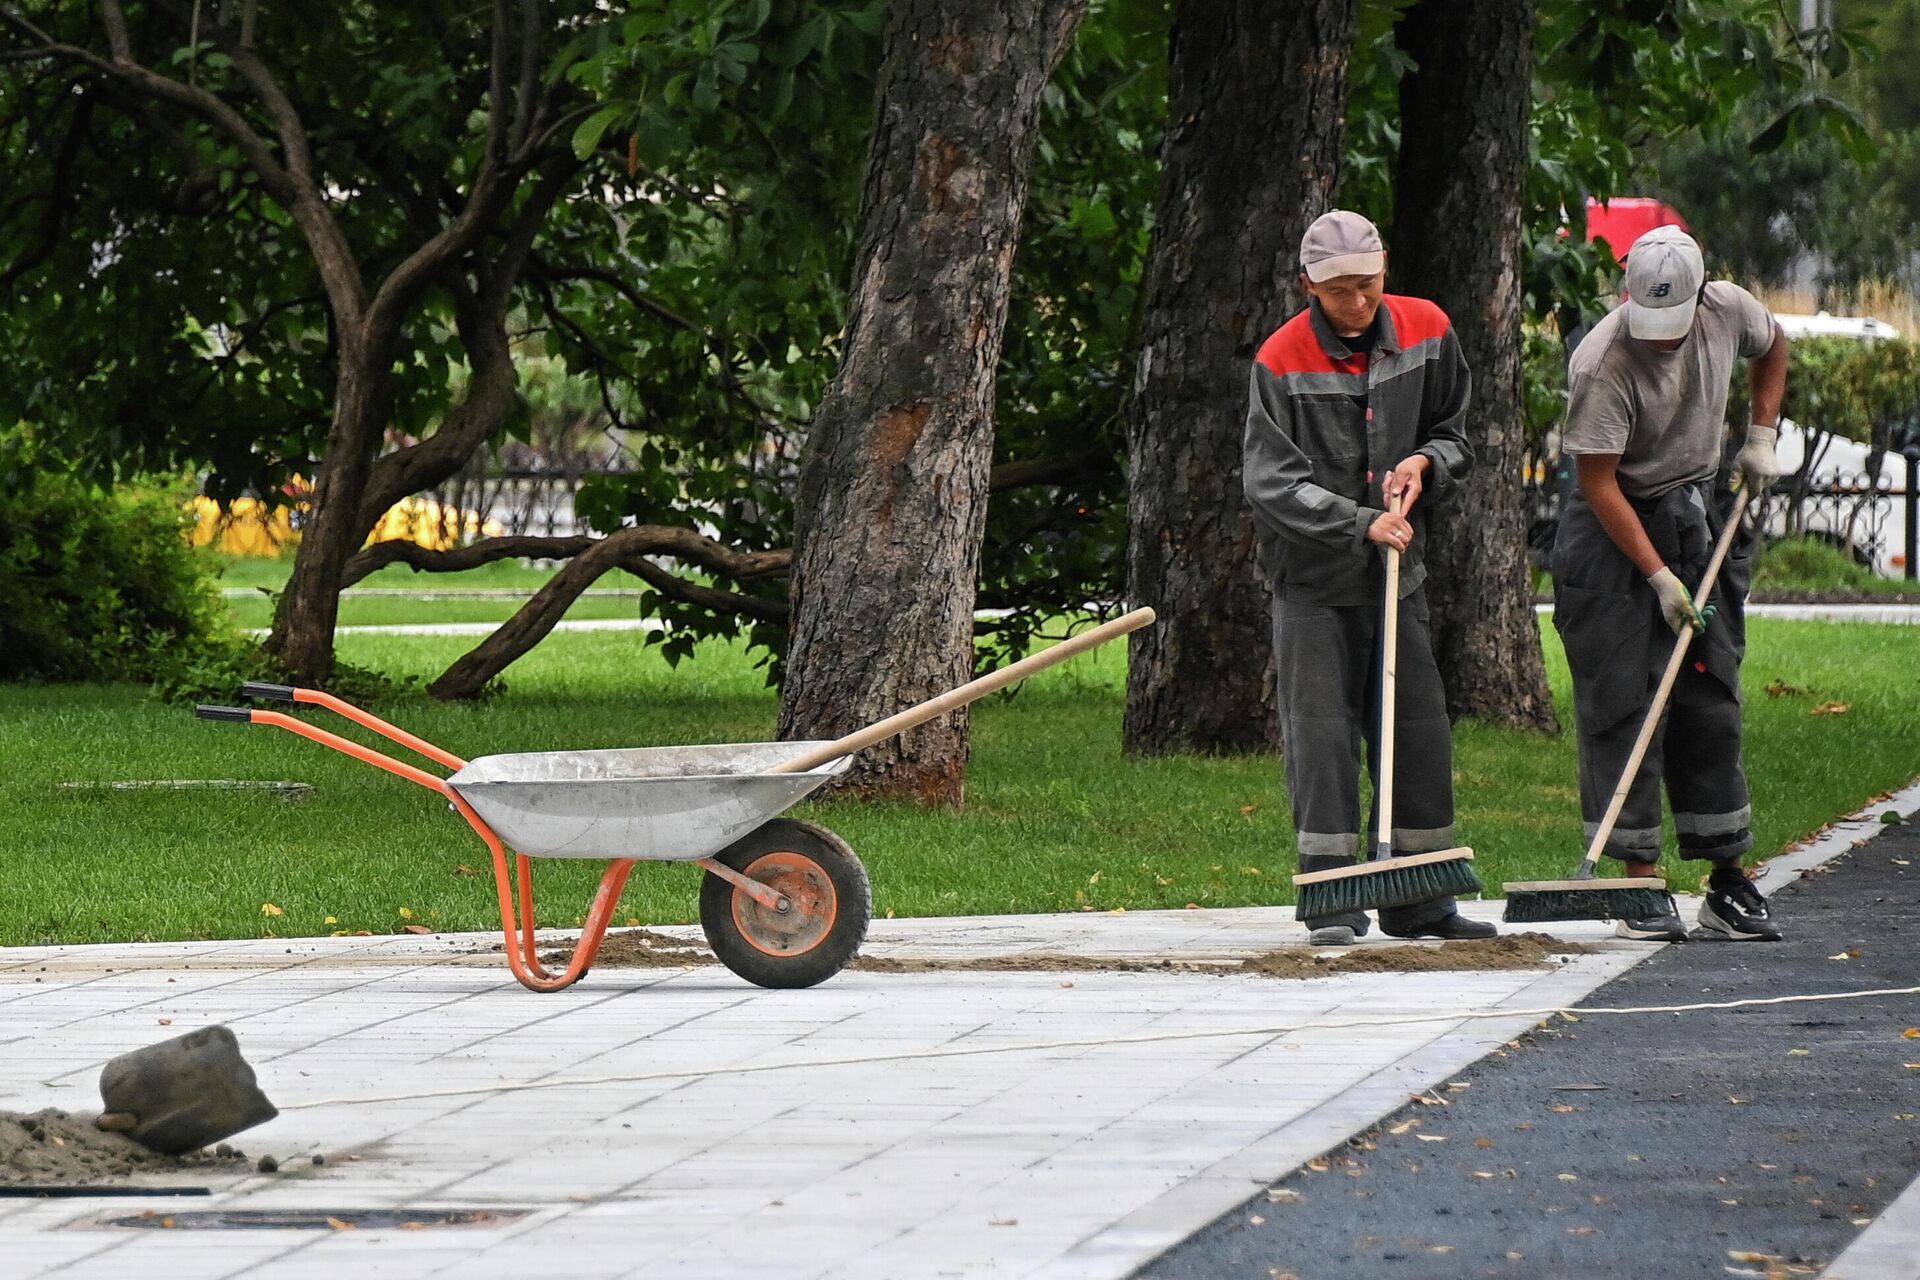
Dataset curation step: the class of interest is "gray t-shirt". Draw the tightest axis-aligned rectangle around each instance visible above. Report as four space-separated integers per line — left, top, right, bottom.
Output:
1561 281 1777 497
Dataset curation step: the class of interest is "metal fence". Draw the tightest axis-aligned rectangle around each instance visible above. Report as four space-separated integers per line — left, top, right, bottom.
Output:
420 441 640 542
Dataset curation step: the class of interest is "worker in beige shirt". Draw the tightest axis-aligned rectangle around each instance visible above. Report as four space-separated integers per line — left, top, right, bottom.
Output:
1554 226 1788 942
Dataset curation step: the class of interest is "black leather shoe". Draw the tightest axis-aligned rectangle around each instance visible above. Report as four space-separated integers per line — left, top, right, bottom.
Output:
1379 913 1497 941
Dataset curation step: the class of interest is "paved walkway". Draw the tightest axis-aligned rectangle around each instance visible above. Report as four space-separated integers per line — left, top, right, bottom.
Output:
2 781 1914 1279
1533 602 1920 625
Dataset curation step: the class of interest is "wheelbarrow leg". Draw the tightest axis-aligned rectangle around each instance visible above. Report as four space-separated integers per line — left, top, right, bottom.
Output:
515 852 544 981
449 792 635 993
511 852 635 986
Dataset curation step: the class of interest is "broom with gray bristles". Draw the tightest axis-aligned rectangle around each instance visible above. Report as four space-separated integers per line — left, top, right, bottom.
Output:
1503 487 1752 923
1292 494 1481 921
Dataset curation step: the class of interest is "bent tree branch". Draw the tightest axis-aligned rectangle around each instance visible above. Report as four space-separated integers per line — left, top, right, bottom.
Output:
368 443 1109 699
421 525 791 700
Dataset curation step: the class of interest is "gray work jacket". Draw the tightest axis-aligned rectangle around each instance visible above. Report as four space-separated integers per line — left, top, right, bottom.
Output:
1244 294 1474 605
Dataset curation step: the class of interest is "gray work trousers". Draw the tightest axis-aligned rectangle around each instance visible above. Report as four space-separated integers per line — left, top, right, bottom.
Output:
1552 482 1754 866
1274 586 1458 931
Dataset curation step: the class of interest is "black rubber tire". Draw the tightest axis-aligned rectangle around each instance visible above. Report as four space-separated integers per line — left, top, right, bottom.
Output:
699 818 871 989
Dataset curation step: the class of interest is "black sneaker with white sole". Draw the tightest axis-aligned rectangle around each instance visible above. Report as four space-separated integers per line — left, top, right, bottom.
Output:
1613 894 1689 942
1697 870 1784 941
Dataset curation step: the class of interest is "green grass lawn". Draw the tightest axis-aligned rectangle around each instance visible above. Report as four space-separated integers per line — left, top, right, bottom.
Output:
208 550 650 595
212 551 653 629
222 591 648 630
0 619 1914 947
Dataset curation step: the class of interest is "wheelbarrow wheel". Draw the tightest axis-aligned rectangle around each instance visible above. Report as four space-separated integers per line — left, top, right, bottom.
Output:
699 818 871 989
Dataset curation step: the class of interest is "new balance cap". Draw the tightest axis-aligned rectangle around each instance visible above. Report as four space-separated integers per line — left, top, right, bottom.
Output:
1624 226 1705 340
1300 210 1385 283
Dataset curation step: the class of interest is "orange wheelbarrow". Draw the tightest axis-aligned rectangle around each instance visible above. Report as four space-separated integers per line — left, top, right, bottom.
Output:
193 608 1153 992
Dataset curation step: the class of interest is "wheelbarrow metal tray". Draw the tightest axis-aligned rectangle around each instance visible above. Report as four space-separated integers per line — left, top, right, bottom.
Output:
446 741 850 861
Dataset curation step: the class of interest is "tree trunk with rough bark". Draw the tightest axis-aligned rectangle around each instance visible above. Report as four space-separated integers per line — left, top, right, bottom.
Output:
1122 0 1357 756
269 343 390 683
1389 0 1558 732
778 0 1086 803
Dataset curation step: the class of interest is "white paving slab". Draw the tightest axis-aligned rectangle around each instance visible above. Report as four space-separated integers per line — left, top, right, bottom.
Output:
1825 1162 1920 1279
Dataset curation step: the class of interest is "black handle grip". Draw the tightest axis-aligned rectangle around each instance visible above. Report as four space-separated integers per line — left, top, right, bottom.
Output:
195 704 254 723
238 682 298 702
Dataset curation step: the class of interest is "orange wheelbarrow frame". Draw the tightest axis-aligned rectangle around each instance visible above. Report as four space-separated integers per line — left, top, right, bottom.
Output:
196 684 798 992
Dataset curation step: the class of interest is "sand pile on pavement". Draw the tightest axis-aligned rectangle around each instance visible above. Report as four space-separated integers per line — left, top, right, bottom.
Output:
1237 933 1576 977
0 1109 249 1186
576 928 1583 979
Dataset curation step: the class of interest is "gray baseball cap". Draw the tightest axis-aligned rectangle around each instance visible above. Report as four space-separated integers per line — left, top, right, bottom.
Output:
1624 226 1705 340
1300 210 1386 283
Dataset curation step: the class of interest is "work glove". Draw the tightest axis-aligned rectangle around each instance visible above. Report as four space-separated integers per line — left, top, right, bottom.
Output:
1732 423 1780 493
1647 566 1706 636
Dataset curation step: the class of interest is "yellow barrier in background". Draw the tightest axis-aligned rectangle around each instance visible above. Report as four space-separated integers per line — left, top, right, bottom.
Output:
188 491 505 557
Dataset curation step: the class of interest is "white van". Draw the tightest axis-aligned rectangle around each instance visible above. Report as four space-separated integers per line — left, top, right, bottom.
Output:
1768 312 1912 578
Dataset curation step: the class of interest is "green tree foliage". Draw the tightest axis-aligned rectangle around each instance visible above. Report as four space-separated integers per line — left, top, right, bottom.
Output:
570 0 1165 674
0 0 1892 694
1638 1 1916 292
973 0 1163 664
1343 2 1873 328
1730 336 1920 449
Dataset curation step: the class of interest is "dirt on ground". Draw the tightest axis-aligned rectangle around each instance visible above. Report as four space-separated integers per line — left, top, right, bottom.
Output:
572 929 1584 979
0 1110 250 1187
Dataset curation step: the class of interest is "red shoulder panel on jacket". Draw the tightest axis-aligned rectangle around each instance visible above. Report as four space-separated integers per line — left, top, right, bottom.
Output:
1255 312 1342 376
1383 294 1451 347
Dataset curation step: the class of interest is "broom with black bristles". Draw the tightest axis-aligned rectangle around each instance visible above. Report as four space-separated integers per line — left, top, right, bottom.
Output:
1292 493 1482 922
1503 487 1753 924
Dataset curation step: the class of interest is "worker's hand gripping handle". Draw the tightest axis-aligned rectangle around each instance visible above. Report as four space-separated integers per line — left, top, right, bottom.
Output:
194 705 255 723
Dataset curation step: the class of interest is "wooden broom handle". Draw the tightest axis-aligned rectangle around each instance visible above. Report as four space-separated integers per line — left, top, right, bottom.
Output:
1374 490 1408 856
1581 488 1752 868
772 607 1157 775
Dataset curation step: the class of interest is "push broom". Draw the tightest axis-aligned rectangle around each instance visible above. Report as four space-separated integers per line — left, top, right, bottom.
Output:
1503 487 1752 923
1292 495 1482 921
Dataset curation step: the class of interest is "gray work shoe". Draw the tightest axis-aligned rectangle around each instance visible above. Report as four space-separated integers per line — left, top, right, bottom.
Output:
1380 913 1497 941
1614 894 1689 942
1306 913 1370 947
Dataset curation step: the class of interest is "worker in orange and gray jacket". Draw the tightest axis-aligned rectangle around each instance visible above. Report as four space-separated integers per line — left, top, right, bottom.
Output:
1243 209 1493 947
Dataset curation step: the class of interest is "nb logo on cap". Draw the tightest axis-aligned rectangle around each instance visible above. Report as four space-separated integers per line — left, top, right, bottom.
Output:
1649 282 1672 298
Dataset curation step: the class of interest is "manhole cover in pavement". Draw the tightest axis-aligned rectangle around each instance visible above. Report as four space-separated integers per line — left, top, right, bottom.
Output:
95 1207 529 1230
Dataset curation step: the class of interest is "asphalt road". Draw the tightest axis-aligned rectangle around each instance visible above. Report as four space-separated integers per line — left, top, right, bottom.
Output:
1139 815 1920 1279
